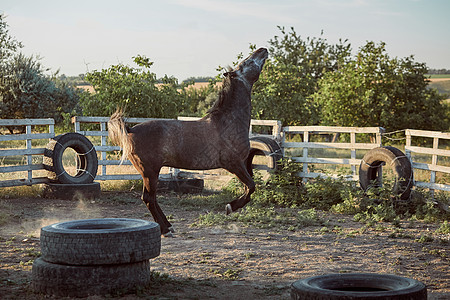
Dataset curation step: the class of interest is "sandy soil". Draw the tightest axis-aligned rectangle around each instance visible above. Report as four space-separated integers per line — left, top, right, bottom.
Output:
0 191 449 299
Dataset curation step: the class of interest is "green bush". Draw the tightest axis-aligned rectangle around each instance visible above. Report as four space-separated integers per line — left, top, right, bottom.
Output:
251 159 307 207
79 55 181 118
436 221 450 234
221 160 449 225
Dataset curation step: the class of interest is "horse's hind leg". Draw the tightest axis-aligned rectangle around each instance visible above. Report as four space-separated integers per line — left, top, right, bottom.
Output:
225 162 256 214
141 174 173 236
155 201 174 233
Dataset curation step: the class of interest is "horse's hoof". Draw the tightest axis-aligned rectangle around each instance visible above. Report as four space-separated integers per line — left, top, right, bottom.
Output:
163 231 174 238
168 226 175 233
225 204 233 215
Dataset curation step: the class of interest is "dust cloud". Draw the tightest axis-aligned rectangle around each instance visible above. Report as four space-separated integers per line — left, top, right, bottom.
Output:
9 195 102 238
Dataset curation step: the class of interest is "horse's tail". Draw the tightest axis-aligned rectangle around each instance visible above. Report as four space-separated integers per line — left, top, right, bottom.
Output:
108 108 131 164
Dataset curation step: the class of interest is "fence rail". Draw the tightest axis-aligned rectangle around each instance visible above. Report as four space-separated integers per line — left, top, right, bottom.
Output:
281 126 384 181
405 129 450 194
71 116 282 181
0 119 55 187
1 117 449 195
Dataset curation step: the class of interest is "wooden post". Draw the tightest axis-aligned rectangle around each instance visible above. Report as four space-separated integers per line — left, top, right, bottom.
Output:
26 125 32 185
429 137 439 198
101 122 107 178
302 130 309 183
350 132 356 177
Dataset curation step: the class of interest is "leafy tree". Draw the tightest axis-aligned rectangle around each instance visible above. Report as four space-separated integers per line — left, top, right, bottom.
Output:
251 27 352 125
0 14 22 64
0 53 79 122
1 13 22 115
1 15 79 123
313 42 449 131
179 83 219 117
80 55 181 118
182 76 214 83
428 68 450 75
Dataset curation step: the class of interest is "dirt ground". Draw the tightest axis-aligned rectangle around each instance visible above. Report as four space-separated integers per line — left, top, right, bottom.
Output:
0 190 449 299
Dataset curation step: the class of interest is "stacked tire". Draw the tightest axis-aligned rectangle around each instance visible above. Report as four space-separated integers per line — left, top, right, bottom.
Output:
32 218 161 297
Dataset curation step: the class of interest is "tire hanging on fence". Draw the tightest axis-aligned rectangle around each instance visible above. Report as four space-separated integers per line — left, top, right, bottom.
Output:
247 136 283 177
290 273 427 300
359 146 414 200
44 133 98 184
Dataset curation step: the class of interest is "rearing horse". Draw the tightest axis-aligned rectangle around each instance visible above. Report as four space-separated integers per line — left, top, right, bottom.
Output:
108 48 268 236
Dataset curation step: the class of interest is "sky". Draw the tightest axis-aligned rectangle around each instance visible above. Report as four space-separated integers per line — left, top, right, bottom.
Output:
1 0 449 81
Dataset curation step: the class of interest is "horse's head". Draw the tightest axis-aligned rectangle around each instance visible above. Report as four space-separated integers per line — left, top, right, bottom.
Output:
224 48 268 87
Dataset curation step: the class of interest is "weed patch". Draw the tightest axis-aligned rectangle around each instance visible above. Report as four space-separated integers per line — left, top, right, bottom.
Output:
193 206 323 230
435 221 450 234
218 159 449 228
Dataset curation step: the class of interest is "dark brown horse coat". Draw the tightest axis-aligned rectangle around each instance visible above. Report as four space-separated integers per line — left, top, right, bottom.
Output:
108 48 268 236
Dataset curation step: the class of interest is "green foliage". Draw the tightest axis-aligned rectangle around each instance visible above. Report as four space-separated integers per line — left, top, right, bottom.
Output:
435 221 450 234
179 82 220 117
182 76 215 83
0 14 22 65
0 15 79 123
249 160 359 210
251 27 351 125
79 55 182 118
0 54 80 122
219 160 448 228
303 177 355 210
252 159 307 207
416 234 434 244
194 206 322 230
313 41 449 132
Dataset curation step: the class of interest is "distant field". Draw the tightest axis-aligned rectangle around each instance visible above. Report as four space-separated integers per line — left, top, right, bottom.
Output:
427 76 450 100
427 74 450 79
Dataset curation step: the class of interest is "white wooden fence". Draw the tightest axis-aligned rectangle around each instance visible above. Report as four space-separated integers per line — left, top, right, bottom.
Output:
72 116 164 181
281 126 385 182
0 119 55 187
405 129 450 194
1 116 449 196
71 116 282 181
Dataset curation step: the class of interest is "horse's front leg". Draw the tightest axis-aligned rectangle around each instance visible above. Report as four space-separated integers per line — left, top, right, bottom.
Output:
142 175 173 237
225 162 256 214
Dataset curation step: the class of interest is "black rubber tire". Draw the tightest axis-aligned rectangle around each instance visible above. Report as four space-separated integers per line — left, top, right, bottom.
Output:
291 273 427 300
44 132 98 184
359 146 413 200
247 136 283 176
40 218 161 265
42 182 101 200
32 257 151 297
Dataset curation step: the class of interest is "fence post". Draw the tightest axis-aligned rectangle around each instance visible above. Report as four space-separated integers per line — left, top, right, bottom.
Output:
101 121 107 178
429 137 439 198
302 130 309 183
273 121 282 141
26 125 32 184
350 132 356 177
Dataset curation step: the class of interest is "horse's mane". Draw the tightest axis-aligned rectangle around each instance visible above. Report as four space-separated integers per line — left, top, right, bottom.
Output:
204 67 234 117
